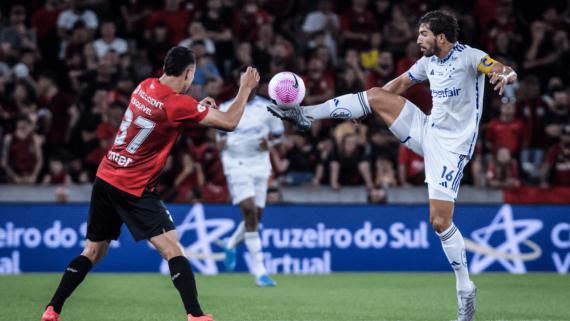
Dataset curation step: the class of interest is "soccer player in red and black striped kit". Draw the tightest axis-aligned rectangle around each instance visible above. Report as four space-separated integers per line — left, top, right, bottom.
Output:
41 46 260 321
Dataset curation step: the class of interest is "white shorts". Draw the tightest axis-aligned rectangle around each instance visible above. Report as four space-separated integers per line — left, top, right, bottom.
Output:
389 100 468 202
226 173 269 208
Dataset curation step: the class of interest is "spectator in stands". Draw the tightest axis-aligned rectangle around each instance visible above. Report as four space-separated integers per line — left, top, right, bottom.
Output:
192 128 226 187
145 0 192 46
1 5 37 62
31 0 62 64
92 21 128 58
284 130 324 185
369 124 398 187
398 145 424 186
339 49 366 91
42 153 72 185
340 0 378 52
366 51 394 89
372 0 391 32
36 71 79 150
329 133 374 190
543 86 569 147
302 0 339 65
1 114 43 184
486 101 526 155
233 0 270 42
361 32 383 69
191 40 223 87
57 0 98 42
396 41 420 76
486 146 520 189
518 76 547 178
541 125 570 188
524 20 556 87
119 0 154 35
201 0 234 66
148 21 173 74
231 42 253 81
303 57 335 105
180 21 216 56
382 4 412 56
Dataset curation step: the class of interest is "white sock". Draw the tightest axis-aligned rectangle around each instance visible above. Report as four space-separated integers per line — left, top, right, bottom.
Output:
304 92 371 120
437 223 472 292
244 231 267 278
227 221 245 250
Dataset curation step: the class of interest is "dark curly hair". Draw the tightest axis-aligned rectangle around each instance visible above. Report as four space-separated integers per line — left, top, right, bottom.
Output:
418 10 459 43
163 46 196 77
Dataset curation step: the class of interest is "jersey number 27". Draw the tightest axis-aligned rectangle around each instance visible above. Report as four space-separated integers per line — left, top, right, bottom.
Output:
114 108 155 153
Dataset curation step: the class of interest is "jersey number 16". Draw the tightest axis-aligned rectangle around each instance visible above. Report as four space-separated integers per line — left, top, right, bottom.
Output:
114 108 155 153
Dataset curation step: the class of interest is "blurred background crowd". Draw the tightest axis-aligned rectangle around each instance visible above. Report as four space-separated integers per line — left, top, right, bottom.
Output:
0 0 569 204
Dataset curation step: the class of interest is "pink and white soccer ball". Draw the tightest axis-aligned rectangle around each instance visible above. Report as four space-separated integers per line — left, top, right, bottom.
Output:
268 72 306 109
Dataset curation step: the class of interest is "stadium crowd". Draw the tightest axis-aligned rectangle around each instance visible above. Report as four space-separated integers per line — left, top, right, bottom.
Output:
0 0 569 203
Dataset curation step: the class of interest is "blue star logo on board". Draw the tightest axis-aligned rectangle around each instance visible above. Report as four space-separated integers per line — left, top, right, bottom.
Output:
468 204 543 274
159 204 234 275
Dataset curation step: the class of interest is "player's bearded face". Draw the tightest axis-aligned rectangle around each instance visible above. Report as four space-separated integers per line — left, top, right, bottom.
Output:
418 24 440 57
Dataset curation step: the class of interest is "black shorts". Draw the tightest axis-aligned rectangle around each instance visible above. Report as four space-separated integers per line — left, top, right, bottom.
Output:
86 177 176 242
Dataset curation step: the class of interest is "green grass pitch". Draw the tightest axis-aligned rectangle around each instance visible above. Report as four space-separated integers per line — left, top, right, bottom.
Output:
1 273 568 320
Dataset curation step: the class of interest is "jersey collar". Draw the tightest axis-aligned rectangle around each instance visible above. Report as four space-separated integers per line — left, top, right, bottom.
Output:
438 42 461 64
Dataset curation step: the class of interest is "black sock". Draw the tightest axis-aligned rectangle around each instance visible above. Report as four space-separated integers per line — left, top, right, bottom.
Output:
168 256 203 317
48 255 92 314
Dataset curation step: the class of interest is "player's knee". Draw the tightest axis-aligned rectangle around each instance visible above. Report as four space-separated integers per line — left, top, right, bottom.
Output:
430 215 451 234
81 241 110 266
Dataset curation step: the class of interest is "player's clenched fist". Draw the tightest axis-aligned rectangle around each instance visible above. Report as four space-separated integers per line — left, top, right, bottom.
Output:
240 66 260 90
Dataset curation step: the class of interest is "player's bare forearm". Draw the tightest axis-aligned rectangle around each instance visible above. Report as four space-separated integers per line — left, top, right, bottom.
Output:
486 60 517 96
382 73 417 96
200 67 259 131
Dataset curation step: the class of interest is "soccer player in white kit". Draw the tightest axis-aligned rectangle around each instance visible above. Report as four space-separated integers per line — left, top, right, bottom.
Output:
267 11 517 320
218 77 284 287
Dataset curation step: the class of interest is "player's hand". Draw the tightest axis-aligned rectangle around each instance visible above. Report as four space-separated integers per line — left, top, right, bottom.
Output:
240 66 260 91
200 97 218 109
489 71 517 96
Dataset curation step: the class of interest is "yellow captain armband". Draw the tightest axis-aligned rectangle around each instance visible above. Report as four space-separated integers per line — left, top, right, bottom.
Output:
477 56 497 75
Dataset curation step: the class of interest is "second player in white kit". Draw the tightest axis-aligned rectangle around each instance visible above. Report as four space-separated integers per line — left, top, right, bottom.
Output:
218 93 284 287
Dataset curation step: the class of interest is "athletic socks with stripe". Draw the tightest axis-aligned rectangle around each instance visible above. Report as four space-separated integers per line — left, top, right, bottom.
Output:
304 92 372 120
437 223 473 292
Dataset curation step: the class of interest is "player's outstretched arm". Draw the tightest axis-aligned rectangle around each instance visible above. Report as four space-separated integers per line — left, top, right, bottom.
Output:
200 67 260 131
478 56 517 95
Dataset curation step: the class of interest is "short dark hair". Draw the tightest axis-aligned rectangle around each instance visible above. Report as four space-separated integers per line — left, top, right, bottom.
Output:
163 46 196 77
418 10 459 43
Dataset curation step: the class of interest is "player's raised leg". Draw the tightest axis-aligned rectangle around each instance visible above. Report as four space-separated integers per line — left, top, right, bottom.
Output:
42 240 110 321
150 230 214 321
267 86 407 130
429 196 476 321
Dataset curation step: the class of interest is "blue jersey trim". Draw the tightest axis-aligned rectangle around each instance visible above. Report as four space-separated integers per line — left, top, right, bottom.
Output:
399 136 411 143
407 71 423 83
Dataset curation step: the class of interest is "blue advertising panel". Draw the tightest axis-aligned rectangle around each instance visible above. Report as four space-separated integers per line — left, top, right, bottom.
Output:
0 204 569 275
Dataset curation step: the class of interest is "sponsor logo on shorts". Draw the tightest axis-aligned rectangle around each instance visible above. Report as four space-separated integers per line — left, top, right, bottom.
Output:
330 108 352 119
198 104 206 112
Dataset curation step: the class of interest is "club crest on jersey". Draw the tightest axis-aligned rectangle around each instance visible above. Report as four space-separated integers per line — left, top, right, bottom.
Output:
198 104 206 112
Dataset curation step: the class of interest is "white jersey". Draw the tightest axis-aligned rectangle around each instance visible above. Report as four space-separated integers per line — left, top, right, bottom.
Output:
219 96 284 177
407 42 488 156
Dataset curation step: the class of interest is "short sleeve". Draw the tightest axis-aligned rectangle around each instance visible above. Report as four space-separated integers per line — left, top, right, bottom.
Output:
56 11 68 28
166 95 209 127
461 47 488 75
407 57 428 83
268 114 284 136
